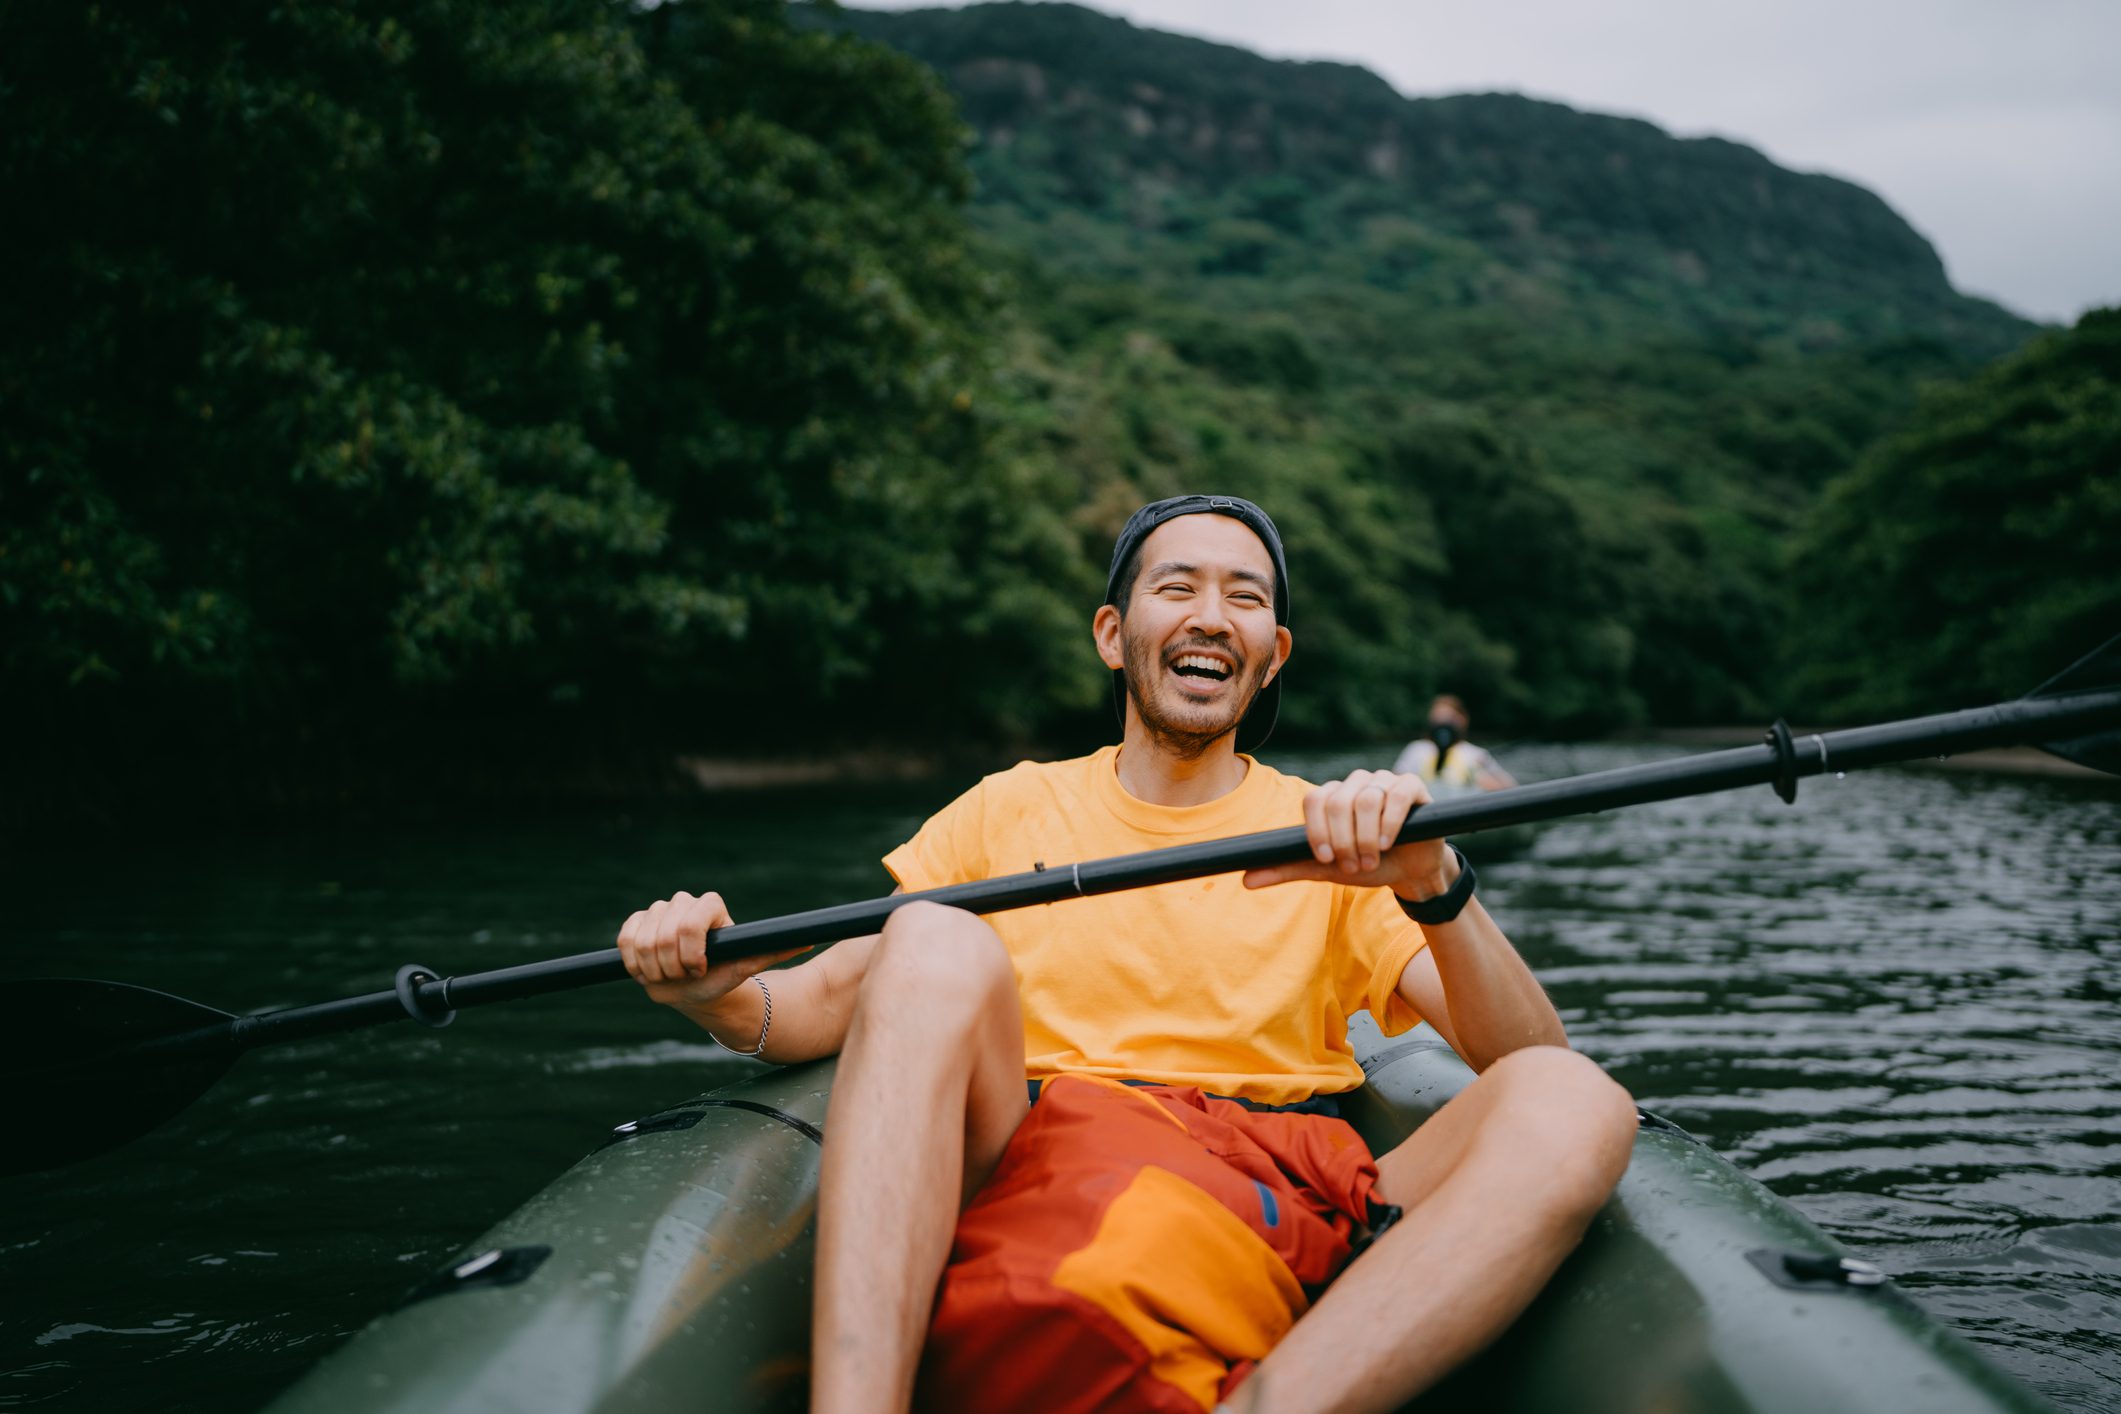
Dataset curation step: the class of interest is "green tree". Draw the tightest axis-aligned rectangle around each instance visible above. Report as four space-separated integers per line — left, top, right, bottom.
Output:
1371 413 1640 731
0 0 1090 788
1786 309 2121 718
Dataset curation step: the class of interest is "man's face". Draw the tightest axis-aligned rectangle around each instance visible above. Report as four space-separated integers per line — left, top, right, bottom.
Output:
1094 515 1292 754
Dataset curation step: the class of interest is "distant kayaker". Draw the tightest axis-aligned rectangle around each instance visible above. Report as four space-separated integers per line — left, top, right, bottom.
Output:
617 495 1632 1414
1393 694 1517 791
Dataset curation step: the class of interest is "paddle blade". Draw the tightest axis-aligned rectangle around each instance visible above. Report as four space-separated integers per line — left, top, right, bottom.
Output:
2028 634 2121 775
0 979 238 1176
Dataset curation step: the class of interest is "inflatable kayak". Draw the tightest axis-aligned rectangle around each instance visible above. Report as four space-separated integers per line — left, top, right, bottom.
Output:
262 1020 2055 1414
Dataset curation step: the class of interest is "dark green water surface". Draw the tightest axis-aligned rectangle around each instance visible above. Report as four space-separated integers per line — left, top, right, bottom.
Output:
3 745 2118 1411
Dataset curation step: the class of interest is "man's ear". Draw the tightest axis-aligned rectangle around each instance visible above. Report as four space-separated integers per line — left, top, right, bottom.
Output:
1262 625 1293 685
1093 603 1125 670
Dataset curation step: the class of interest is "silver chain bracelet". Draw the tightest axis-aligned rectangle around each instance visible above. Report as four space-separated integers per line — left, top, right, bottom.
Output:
714 976 771 1058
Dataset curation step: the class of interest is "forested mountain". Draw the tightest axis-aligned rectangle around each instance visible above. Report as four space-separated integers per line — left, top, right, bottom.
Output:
1789 311 2121 718
808 2 2042 731
826 3 2020 354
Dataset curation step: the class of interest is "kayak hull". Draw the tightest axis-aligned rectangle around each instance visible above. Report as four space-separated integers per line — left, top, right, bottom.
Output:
1346 1031 2051 1414
267 1081 829 1414
263 1026 2052 1413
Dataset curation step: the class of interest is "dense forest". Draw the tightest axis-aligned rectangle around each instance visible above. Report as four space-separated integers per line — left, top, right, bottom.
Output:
2 0 2113 817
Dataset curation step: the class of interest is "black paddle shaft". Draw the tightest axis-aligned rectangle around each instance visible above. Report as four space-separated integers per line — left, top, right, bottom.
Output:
184 680 2120 1061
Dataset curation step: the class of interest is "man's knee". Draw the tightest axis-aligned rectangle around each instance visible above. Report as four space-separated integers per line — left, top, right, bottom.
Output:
863 901 1014 1019
1485 1045 1636 1213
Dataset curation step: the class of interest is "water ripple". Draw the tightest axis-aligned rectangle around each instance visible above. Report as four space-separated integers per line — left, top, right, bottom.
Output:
1470 743 2121 1409
2 754 2116 1410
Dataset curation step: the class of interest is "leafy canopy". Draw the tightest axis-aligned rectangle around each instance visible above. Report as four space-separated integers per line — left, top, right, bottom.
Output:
1787 310 2121 718
0 0 1095 784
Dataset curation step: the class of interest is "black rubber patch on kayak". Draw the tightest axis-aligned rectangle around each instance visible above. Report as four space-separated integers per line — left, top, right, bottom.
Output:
599 1108 706 1149
699 1098 824 1146
397 1244 552 1308
1634 1108 1704 1143
1746 1248 1888 1292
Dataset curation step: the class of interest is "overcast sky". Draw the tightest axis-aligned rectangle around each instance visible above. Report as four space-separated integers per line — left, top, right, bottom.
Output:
853 0 2120 324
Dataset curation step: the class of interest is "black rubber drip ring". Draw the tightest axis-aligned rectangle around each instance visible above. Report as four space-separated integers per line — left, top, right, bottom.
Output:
1764 717 1800 805
394 964 457 1028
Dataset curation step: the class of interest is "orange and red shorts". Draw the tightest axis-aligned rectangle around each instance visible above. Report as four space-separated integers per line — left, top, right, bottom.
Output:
917 1074 1397 1413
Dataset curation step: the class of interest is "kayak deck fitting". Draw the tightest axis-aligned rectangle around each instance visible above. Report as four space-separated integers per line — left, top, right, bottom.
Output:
263 1019 2055 1414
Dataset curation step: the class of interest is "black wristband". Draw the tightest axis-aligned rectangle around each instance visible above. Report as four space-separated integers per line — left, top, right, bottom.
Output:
1395 846 1476 925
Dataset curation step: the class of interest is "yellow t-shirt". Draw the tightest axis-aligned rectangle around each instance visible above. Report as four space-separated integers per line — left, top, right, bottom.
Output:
882 746 1428 1105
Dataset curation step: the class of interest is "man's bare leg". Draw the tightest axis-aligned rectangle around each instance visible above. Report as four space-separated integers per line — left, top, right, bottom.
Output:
811 902 1029 1414
1238 1046 1637 1414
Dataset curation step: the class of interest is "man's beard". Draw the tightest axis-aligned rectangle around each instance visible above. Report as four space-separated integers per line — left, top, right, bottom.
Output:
1119 628 1271 760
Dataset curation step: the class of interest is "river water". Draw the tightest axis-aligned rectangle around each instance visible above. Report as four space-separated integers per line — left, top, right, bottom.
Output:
3 744 2117 1411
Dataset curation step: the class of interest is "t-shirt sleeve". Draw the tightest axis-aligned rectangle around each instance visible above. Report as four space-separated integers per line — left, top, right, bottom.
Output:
1333 885 1429 1037
881 779 991 892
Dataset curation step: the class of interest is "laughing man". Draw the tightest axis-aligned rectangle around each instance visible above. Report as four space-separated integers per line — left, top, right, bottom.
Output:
619 494 1635 1413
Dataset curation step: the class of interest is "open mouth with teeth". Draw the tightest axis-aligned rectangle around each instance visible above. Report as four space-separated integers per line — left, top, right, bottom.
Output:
1169 652 1235 689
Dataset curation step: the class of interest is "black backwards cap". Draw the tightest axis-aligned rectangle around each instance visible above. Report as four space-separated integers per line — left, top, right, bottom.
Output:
1103 494 1290 753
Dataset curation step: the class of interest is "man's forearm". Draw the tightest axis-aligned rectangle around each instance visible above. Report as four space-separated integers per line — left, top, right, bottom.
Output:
1405 877 1566 1070
682 933 879 1064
